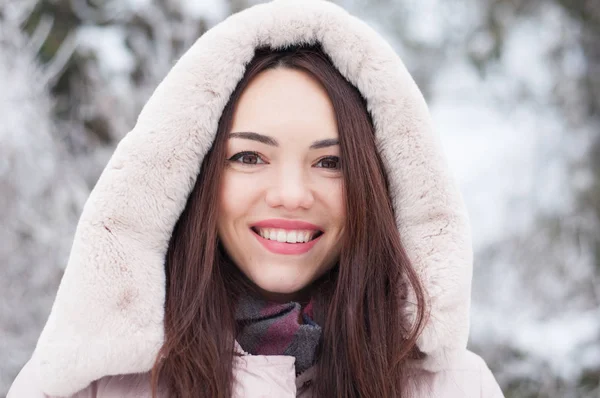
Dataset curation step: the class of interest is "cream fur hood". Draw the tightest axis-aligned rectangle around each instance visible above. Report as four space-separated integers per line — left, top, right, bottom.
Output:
30 0 474 395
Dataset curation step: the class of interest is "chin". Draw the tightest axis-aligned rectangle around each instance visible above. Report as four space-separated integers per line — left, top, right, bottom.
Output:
255 275 310 295
246 266 314 299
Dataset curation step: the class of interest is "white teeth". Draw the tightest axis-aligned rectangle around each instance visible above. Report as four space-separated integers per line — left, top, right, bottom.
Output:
276 230 286 243
255 228 319 243
286 231 297 243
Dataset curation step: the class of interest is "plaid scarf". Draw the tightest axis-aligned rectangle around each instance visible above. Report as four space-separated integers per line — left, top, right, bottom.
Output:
235 295 322 374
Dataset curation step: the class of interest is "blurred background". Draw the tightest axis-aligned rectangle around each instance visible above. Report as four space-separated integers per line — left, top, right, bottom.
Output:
1 0 598 396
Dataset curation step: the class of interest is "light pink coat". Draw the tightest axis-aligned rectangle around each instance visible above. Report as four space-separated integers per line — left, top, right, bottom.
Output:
8 0 505 396
10 349 503 397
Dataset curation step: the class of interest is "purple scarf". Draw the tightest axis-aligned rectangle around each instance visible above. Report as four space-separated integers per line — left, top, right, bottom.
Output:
235 295 322 374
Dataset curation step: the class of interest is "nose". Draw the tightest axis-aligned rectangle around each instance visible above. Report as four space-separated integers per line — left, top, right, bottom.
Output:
265 166 315 210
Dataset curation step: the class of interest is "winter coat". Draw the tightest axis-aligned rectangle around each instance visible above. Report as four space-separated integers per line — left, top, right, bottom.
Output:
8 0 504 396
10 346 503 397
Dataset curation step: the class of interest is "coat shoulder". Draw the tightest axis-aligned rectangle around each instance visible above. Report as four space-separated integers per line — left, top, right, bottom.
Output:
7 359 160 398
8 359 54 398
409 349 505 398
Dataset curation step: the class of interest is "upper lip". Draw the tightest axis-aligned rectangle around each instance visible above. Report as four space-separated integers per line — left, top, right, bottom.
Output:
251 219 323 231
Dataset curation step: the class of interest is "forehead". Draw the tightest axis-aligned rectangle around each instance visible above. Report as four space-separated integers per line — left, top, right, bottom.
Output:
230 68 339 142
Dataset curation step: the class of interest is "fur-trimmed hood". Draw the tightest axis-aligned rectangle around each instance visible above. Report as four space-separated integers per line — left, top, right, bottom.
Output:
32 0 473 395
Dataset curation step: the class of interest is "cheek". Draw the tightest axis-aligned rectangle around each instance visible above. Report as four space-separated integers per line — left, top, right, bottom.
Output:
217 173 246 243
334 185 346 221
217 175 235 227
219 173 247 215
218 171 264 232
319 178 346 225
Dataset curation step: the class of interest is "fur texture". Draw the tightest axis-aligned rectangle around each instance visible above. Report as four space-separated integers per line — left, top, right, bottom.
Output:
32 0 473 395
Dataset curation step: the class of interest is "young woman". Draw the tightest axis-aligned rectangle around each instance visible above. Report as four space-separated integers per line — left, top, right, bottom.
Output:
8 0 504 397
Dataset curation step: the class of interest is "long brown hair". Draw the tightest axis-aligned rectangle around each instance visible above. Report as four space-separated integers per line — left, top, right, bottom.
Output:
151 44 427 398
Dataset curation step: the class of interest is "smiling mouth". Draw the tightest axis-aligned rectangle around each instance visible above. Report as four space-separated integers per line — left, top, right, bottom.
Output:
250 227 323 244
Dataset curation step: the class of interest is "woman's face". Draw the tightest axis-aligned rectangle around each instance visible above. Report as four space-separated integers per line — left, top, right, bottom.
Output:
217 67 345 302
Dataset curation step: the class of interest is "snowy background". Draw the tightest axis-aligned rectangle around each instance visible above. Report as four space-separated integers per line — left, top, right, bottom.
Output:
1 0 599 397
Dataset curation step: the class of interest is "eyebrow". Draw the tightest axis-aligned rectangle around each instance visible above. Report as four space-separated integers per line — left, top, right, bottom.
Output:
229 132 339 150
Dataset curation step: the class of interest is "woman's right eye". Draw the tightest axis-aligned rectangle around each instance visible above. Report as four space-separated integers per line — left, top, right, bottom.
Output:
227 151 266 165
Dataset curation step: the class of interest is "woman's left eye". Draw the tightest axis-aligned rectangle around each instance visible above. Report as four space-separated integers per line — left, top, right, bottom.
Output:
314 156 340 169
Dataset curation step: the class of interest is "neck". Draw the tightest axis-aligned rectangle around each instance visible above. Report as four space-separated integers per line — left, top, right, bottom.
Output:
254 285 312 305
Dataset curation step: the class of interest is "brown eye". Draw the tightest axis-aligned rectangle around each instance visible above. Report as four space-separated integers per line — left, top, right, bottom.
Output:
315 156 340 169
228 151 266 165
241 154 258 164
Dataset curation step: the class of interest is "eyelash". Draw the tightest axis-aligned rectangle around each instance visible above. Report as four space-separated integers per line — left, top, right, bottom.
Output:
227 151 341 169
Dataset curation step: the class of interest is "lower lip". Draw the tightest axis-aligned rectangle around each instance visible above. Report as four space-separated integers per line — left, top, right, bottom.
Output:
252 229 322 255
